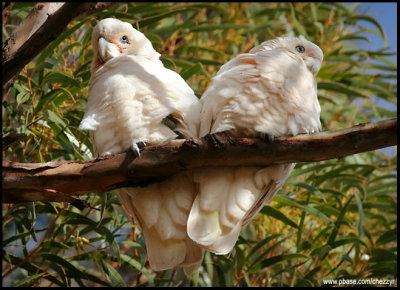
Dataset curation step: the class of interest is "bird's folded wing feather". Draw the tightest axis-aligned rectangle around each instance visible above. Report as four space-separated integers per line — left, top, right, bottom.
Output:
80 55 201 155
117 172 204 273
188 164 294 255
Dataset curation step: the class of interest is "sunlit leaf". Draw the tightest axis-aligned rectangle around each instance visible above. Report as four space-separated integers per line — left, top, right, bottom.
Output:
260 206 299 228
249 254 309 273
37 20 89 64
376 228 397 245
12 272 46 287
121 254 154 285
42 71 80 88
101 261 127 286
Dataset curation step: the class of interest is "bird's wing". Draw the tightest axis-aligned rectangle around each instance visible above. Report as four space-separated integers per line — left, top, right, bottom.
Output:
116 171 204 273
155 63 201 138
199 49 320 138
189 164 294 254
80 54 199 155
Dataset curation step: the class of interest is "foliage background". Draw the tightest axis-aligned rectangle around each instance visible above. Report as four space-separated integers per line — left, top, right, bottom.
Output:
2 2 397 287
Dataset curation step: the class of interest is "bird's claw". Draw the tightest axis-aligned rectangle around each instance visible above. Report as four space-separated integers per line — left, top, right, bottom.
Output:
137 141 146 148
132 141 146 158
257 132 274 142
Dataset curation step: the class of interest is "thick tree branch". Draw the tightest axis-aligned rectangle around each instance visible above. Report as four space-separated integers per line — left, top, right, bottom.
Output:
73 2 116 19
2 118 397 203
2 2 115 87
5 3 64 57
2 2 14 28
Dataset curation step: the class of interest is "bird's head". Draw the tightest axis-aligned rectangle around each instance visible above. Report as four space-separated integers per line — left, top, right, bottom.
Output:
250 35 324 75
91 18 160 72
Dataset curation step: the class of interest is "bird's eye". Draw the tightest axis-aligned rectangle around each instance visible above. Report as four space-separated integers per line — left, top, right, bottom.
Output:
120 35 128 44
295 45 305 53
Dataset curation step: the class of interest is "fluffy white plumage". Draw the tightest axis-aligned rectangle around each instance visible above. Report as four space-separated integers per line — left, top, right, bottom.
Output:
79 18 203 273
187 35 323 254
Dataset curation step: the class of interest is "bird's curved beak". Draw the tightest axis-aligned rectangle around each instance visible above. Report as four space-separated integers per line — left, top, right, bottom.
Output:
303 57 321 76
98 37 120 62
98 37 108 62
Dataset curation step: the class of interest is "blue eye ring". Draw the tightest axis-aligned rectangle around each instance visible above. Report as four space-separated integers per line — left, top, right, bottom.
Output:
120 35 128 44
295 45 305 53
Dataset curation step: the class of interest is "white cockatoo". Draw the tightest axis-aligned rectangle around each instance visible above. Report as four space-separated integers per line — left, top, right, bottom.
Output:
79 18 203 274
187 35 323 255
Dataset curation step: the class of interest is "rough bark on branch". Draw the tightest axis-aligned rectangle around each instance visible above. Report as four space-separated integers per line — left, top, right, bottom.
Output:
3 118 396 203
2 2 115 87
2 3 14 28
5 3 64 57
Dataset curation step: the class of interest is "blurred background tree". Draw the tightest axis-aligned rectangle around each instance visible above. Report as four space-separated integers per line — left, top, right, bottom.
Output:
2 2 396 286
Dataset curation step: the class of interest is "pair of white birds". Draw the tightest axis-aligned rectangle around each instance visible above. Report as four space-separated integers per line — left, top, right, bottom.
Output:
79 18 323 275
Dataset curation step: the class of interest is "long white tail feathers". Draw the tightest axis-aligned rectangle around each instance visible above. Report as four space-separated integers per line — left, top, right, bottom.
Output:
118 164 295 270
188 164 295 255
116 172 204 273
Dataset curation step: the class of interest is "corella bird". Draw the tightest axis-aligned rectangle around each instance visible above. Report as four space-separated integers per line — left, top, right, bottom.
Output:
79 18 203 274
187 36 323 254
